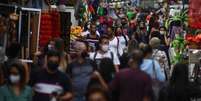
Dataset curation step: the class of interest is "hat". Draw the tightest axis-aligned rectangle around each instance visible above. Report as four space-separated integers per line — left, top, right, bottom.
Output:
149 37 161 49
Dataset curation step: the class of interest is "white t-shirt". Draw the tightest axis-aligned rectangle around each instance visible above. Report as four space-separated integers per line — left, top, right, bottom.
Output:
118 35 129 56
109 37 119 56
89 51 120 65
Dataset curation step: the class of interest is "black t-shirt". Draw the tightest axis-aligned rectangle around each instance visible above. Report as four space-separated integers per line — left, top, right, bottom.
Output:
30 69 72 101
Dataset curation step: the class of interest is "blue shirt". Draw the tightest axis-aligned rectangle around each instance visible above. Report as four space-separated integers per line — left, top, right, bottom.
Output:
140 59 165 82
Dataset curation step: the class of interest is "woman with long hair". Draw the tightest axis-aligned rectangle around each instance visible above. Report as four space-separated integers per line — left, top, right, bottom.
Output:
0 62 32 101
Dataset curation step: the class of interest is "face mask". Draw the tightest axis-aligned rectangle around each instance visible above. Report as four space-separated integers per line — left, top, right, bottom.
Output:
160 31 165 35
48 44 54 50
101 45 109 52
10 75 20 84
48 61 59 72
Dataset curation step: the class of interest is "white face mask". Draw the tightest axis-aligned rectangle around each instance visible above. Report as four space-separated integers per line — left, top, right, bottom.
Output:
160 31 165 35
10 75 20 84
101 45 109 52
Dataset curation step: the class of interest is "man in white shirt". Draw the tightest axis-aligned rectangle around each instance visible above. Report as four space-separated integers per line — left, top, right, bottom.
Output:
89 36 120 72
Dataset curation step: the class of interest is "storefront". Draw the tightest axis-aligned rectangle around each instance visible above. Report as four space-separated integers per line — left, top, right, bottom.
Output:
0 1 72 62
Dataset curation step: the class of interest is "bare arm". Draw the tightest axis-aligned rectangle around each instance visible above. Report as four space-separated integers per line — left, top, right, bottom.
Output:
115 65 119 73
93 71 109 91
143 96 151 101
60 92 73 101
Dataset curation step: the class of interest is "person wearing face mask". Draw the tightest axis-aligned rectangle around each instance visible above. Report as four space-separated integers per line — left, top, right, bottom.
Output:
121 18 129 35
67 41 97 101
137 21 148 43
115 27 129 56
107 27 120 57
159 26 170 46
89 36 120 72
30 50 73 101
0 62 32 101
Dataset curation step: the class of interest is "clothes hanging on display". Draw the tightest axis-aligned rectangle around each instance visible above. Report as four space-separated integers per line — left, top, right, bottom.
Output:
39 10 61 47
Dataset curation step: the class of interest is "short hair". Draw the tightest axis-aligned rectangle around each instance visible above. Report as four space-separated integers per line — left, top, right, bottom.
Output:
141 44 153 57
131 49 144 66
149 37 161 49
86 88 109 101
8 62 26 88
99 36 109 44
46 50 60 59
159 26 166 31
75 40 89 50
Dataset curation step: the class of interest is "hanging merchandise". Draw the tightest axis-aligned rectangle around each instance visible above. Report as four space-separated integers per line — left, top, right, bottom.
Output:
170 36 186 64
189 0 201 29
70 26 83 41
127 11 136 21
39 10 61 47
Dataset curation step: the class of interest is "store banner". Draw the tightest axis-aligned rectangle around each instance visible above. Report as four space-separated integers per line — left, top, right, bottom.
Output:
189 0 201 29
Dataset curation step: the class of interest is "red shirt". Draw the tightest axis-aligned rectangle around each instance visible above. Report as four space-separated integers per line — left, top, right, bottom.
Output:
110 68 153 101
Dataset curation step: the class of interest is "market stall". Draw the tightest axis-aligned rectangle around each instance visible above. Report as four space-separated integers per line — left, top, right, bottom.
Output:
0 3 72 62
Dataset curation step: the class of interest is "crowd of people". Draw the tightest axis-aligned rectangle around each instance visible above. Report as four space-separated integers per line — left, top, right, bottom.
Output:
0 7 201 101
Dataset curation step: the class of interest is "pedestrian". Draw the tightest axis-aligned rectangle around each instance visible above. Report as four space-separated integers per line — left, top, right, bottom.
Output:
149 37 170 80
54 38 70 73
86 88 109 101
5 42 30 84
115 27 129 57
67 41 96 101
140 44 166 101
88 58 115 91
30 50 73 101
107 26 119 56
137 21 148 43
89 36 120 72
128 32 139 53
159 26 170 46
140 44 166 82
158 63 201 101
110 49 153 101
0 62 32 101
83 23 100 52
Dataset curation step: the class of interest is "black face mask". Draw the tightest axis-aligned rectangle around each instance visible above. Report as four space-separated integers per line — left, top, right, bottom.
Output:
47 61 59 72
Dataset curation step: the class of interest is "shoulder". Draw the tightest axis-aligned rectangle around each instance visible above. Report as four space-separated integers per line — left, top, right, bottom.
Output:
117 68 131 75
0 85 8 90
57 71 71 80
